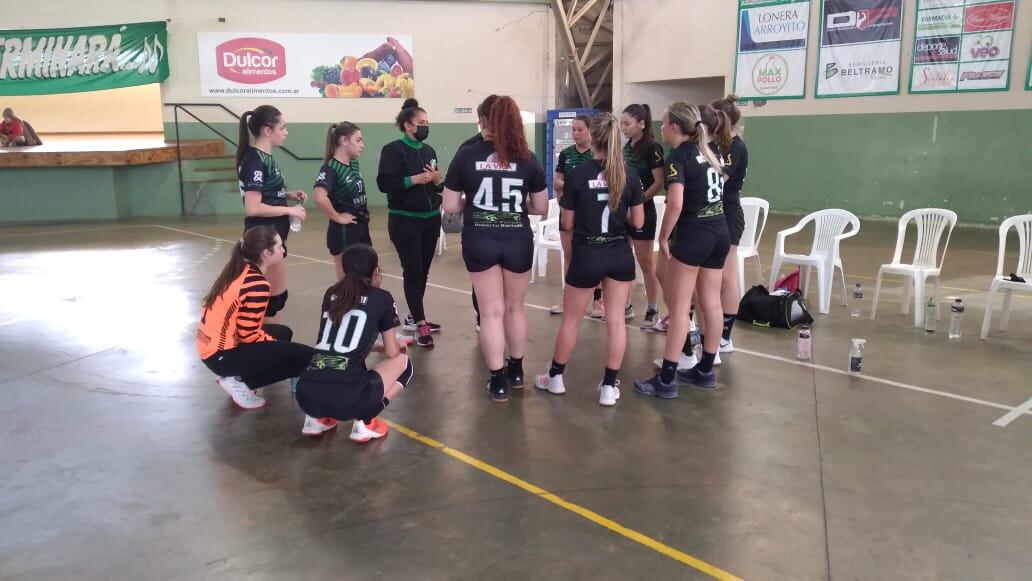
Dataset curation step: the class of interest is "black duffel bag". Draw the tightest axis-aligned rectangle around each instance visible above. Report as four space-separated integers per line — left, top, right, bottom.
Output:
737 285 814 329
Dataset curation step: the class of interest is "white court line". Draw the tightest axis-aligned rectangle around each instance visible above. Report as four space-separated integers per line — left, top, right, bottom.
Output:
152 224 1032 423
992 397 1032 427
0 224 152 239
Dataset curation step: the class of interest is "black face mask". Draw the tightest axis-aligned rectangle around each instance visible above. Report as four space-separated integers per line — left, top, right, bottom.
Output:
414 125 430 141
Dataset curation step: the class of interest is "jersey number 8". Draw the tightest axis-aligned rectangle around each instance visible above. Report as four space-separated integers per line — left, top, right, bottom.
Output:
706 167 722 204
473 177 524 213
314 310 368 354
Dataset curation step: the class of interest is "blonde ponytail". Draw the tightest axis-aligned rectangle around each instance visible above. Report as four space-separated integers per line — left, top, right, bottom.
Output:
588 113 627 211
667 101 722 174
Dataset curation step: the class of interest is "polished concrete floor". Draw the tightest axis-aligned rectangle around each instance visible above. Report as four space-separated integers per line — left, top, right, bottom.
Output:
1 214 1030 581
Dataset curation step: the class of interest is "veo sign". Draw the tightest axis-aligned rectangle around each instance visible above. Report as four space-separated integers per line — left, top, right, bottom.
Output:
215 37 286 84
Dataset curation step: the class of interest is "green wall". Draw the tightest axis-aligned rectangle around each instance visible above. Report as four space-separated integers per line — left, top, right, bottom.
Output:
739 109 1032 224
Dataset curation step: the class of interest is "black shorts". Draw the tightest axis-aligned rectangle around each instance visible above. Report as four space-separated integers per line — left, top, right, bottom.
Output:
670 219 730 269
461 232 534 273
327 221 372 256
244 215 290 254
725 204 745 246
628 199 657 241
566 241 636 288
294 370 387 422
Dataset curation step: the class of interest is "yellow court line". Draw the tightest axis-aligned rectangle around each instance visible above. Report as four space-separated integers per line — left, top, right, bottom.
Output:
387 420 744 581
847 273 1031 301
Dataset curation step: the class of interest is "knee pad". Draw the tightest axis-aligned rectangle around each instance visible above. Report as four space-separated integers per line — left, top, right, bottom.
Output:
266 290 288 317
397 358 415 388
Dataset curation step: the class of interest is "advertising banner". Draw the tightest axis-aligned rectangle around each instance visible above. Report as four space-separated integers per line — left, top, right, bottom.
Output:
0 22 168 96
816 0 904 97
733 0 812 100
197 33 414 98
910 0 1015 92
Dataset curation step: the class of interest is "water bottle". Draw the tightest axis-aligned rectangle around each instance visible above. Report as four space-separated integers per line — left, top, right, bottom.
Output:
690 327 702 360
848 338 865 376
796 325 812 361
289 214 302 233
850 283 863 317
948 298 964 340
924 297 937 333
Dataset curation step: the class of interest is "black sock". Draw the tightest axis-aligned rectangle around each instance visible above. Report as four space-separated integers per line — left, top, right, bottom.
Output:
593 288 602 301
659 359 678 384
722 314 736 340
549 360 566 377
603 367 619 386
507 357 523 373
682 336 693 356
472 290 480 316
698 351 717 373
490 367 507 388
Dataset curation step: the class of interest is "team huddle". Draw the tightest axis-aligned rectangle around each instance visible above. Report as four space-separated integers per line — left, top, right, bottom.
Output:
196 92 749 442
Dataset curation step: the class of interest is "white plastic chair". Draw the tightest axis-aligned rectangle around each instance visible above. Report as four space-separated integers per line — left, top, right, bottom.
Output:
437 226 447 255
531 199 564 285
769 209 860 314
737 197 769 297
870 208 958 327
981 214 1032 339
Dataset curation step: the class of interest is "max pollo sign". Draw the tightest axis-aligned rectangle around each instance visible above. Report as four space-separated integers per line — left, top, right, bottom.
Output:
215 38 286 84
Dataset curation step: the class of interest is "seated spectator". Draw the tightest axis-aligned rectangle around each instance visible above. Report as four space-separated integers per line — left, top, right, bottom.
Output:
1 108 26 146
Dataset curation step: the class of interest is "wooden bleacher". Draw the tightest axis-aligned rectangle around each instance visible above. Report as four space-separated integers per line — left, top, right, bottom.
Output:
0 133 224 168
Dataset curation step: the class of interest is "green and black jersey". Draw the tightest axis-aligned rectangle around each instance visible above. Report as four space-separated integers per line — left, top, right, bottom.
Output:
623 140 665 194
555 145 593 177
238 146 286 207
315 157 368 221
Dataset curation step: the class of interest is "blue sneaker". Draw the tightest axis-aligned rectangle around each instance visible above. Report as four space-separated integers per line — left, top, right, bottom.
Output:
677 366 717 390
634 374 678 399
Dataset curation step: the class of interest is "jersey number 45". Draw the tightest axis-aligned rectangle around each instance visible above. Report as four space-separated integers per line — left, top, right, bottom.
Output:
473 177 524 213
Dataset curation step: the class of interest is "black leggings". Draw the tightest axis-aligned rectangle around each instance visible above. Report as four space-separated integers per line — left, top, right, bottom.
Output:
202 324 314 389
388 212 441 322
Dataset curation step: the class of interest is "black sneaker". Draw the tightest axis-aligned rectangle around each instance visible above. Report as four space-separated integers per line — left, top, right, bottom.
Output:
641 307 659 330
506 360 525 389
677 366 717 390
633 373 678 399
415 323 434 348
404 315 442 334
487 376 510 402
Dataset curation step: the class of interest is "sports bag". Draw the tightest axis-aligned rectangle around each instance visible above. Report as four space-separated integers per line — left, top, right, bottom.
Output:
737 285 814 329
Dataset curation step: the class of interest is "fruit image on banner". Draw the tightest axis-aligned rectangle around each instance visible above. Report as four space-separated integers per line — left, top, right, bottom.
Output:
198 33 413 98
733 0 812 100
910 0 1015 93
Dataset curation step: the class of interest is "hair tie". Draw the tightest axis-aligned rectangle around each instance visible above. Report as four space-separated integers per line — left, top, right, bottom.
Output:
238 238 244 248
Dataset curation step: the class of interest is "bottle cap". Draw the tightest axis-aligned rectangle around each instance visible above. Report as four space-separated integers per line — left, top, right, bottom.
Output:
851 338 866 346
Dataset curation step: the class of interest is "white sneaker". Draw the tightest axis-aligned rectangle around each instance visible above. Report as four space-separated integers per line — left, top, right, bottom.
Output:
534 373 566 395
550 302 563 315
217 376 265 410
715 352 722 367
301 415 338 436
598 383 620 406
652 352 698 371
624 304 635 320
349 418 389 443
402 315 418 332
719 338 735 353
589 300 605 319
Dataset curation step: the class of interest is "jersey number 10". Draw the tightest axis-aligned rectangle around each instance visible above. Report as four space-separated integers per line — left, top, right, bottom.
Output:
314 310 368 354
473 177 524 213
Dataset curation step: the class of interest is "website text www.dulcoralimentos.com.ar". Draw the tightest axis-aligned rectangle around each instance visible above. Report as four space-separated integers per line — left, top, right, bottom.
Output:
206 88 302 95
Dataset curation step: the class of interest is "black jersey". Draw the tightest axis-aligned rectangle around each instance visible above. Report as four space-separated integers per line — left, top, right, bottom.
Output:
302 286 400 381
561 159 645 246
315 157 369 221
444 140 547 237
722 136 748 208
623 140 665 193
555 144 593 176
460 133 485 149
238 146 287 207
665 140 725 228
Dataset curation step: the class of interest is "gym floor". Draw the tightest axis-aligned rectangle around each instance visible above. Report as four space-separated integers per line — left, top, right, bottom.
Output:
1 213 1030 580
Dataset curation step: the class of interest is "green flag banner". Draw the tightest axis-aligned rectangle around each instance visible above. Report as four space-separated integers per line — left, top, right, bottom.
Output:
0 21 169 96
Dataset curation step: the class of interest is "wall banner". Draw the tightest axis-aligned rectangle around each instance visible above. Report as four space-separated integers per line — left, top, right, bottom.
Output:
910 0 1016 93
733 0 812 100
0 22 168 96
816 0 904 97
197 33 414 98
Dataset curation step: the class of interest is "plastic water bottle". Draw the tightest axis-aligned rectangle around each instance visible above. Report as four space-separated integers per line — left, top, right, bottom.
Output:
924 297 937 333
796 325 812 361
850 283 863 317
289 214 302 233
948 298 964 340
848 338 865 376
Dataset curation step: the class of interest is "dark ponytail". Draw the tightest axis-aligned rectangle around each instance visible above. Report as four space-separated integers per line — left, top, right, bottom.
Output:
202 225 280 309
327 244 379 323
235 105 282 168
622 103 654 161
395 98 426 132
324 121 361 163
